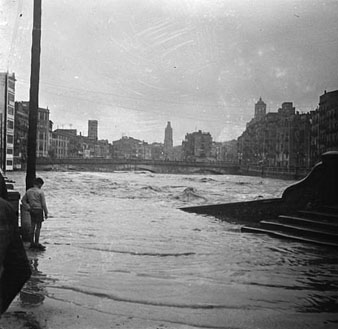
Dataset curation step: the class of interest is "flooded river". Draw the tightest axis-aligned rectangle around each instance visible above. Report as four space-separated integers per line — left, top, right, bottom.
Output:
5 171 338 328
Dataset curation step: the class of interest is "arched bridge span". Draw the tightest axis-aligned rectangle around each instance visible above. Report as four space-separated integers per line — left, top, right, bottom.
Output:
36 158 240 175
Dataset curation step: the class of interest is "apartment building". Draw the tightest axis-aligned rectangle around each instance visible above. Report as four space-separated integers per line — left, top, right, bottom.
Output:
0 72 15 171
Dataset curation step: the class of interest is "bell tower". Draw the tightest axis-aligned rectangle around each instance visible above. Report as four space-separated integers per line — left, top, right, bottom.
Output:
254 97 266 120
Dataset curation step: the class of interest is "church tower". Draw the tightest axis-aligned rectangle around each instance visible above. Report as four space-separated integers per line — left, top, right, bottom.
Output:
164 122 173 157
254 97 266 120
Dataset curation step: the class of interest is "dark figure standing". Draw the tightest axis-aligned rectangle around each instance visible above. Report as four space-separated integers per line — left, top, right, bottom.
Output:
0 174 31 314
21 177 48 250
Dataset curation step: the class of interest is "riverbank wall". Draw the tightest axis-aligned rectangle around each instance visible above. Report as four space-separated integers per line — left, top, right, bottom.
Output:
239 165 309 180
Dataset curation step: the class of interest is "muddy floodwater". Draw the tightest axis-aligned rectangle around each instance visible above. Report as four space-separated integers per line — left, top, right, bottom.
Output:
4 171 338 329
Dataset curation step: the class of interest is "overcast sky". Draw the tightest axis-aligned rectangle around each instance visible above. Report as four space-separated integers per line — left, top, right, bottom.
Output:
1 0 338 144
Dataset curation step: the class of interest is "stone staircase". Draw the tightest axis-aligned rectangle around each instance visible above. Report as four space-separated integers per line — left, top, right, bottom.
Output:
241 205 338 247
181 152 338 248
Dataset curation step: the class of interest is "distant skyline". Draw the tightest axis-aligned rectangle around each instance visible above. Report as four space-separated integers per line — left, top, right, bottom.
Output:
1 0 338 145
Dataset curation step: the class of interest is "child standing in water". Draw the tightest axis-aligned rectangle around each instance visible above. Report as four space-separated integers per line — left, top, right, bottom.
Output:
22 177 48 250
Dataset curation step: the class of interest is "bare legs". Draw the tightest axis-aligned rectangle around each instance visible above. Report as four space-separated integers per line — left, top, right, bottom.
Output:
30 222 42 247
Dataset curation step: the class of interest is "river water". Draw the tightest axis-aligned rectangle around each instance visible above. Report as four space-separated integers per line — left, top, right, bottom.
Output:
6 171 338 328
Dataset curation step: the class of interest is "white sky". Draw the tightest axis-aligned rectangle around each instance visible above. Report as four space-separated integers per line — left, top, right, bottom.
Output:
1 0 338 144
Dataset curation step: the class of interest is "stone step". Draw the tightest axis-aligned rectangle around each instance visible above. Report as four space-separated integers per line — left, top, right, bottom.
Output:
318 205 338 215
260 220 338 241
277 215 338 230
297 210 338 222
241 226 338 247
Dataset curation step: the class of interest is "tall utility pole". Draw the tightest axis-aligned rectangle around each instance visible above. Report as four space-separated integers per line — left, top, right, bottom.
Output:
26 0 42 190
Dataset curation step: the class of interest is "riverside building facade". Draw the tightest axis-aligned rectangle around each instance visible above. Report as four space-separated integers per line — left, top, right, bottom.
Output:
0 72 15 171
238 91 337 170
88 120 98 141
310 90 338 165
14 101 52 168
182 130 213 162
112 136 150 160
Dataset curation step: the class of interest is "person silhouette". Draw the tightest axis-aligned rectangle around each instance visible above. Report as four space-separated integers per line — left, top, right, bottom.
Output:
21 178 49 250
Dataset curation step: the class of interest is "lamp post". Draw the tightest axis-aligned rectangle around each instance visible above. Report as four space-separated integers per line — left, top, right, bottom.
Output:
26 0 42 190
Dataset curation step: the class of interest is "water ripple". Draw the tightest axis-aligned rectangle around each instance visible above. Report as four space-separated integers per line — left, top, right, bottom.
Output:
78 245 196 257
53 285 253 310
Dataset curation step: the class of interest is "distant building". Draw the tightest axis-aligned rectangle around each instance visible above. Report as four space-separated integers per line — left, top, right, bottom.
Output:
293 112 311 168
278 102 295 116
0 72 15 171
238 100 312 168
88 120 98 141
142 143 152 160
150 142 164 160
54 129 77 136
219 140 238 162
112 136 148 159
51 128 110 159
14 100 28 169
172 145 183 161
164 121 173 159
182 130 212 161
51 131 69 158
53 129 81 158
275 108 310 168
91 139 110 158
14 101 51 167
210 142 222 161
261 112 279 166
37 106 51 158
310 90 338 165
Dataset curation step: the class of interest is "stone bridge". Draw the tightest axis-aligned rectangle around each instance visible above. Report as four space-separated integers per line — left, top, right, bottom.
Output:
36 158 240 175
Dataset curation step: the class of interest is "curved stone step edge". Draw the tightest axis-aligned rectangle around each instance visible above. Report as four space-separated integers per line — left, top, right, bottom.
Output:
260 220 338 237
298 210 338 221
277 215 338 228
319 205 338 215
241 226 338 247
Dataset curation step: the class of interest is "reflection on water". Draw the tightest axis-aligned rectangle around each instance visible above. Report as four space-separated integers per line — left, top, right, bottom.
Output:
8 171 338 328
301 295 338 313
20 257 46 306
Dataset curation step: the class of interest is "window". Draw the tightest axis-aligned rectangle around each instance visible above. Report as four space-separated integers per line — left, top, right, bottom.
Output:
6 160 13 166
8 106 14 115
8 93 14 102
7 148 13 155
7 120 14 130
8 80 15 90
7 135 14 144
39 112 47 121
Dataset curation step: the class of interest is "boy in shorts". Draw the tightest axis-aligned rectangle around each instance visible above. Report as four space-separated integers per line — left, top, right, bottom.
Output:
21 177 48 250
